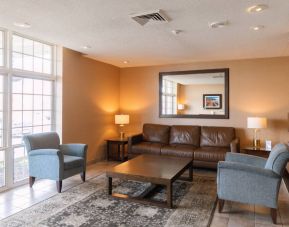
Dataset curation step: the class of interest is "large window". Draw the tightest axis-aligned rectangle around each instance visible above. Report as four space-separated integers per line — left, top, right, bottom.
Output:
162 79 177 114
0 30 56 188
0 31 4 67
12 35 52 74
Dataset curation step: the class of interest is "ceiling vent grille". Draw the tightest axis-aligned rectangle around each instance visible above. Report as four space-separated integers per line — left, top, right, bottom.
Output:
131 10 170 26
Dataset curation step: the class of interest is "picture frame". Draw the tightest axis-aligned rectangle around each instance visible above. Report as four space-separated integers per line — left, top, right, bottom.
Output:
203 94 222 109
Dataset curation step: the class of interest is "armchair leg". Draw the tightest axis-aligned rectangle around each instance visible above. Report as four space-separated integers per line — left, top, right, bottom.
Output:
218 198 225 213
270 208 277 224
56 181 62 193
29 176 35 188
81 171 86 182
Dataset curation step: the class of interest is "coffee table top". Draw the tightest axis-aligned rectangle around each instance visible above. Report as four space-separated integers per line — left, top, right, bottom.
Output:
106 154 192 182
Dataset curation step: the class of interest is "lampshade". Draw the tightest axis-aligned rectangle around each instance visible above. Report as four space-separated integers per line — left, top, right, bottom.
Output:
247 117 267 129
177 104 185 110
115 114 129 125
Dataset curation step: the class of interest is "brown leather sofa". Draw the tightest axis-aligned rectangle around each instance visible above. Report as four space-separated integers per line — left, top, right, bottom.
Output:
128 124 240 169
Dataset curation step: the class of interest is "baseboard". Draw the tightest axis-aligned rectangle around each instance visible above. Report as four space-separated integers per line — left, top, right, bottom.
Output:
87 159 97 165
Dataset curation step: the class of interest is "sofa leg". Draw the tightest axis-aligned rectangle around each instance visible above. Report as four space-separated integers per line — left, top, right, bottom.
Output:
29 176 35 188
270 208 277 224
56 181 62 193
218 198 225 213
81 171 86 182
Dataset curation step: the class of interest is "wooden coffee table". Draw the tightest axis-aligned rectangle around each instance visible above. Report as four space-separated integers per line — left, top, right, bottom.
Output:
106 154 193 208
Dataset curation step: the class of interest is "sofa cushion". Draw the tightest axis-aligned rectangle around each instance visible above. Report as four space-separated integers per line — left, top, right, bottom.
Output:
200 126 235 147
194 147 229 162
64 155 84 170
143 124 170 144
169 125 200 146
161 144 197 158
131 142 162 155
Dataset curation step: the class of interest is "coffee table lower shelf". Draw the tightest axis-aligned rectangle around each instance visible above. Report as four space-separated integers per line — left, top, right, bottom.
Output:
108 180 174 208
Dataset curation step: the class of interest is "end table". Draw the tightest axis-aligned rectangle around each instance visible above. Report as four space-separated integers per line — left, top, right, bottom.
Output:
106 137 128 161
241 146 271 158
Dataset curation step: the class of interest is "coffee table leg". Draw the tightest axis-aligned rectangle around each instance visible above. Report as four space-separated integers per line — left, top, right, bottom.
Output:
167 182 173 208
108 177 112 195
189 161 193 181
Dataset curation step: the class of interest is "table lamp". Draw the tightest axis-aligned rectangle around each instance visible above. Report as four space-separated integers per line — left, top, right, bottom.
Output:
115 114 129 139
247 117 267 148
177 104 185 110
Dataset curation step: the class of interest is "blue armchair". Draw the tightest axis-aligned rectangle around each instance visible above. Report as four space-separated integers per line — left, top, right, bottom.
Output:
217 143 289 224
23 132 88 193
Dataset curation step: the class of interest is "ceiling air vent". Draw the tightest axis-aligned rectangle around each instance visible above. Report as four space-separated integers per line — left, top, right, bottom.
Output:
131 10 170 26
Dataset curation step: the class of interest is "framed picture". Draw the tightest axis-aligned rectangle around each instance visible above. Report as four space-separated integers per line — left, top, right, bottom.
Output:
203 94 222 109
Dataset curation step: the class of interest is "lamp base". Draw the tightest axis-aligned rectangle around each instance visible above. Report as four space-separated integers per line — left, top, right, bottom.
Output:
120 132 125 139
253 139 261 148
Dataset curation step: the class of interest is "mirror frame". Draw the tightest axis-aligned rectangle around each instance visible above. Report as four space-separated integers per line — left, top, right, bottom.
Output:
159 68 229 119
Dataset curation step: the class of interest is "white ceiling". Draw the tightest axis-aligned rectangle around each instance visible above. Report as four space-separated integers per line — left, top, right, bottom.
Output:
164 73 224 85
0 0 288 67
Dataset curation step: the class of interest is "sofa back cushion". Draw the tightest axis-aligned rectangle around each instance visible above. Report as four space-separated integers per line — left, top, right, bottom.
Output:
169 125 200 146
143 124 170 144
200 126 235 147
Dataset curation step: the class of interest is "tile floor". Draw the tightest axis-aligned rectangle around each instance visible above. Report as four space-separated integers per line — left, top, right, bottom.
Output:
0 161 288 227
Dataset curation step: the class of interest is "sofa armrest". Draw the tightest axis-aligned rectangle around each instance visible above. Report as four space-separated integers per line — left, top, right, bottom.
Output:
230 138 240 153
128 133 143 154
225 152 267 168
218 161 279 179
29 149 62 157
60 144 88 158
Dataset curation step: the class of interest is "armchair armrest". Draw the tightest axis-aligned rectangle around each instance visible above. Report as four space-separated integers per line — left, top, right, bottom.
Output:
29 149 62 157
225 152 267 168
60 144 88 158
230 138 240 153
218 161 279 179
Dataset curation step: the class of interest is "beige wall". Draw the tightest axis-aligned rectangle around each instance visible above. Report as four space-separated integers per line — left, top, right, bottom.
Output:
120 56 289 147
178 84 224 115
63 48 120 162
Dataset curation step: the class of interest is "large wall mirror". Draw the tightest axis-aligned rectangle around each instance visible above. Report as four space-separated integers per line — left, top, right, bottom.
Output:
159 68 229 119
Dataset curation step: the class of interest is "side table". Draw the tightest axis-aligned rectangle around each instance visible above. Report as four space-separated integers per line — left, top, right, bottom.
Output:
106 138 128 161
241 146 271 158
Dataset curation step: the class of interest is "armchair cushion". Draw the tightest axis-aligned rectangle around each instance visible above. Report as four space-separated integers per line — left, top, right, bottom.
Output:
265 143 289 176
64 155 84 170
225 152 267 168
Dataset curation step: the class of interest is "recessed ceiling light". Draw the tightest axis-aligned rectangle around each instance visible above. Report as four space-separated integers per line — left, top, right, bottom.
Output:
123 60 129 64
82 45 91 50
171 29 182 35
13 22 31 28
209 20 229 29
247 4 268 13
250 25 264 31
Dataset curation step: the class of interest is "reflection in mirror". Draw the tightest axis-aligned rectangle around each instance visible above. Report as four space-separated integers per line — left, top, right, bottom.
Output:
159 68 229 119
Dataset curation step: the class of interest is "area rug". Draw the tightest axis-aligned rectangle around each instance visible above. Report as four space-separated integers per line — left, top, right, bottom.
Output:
0 174 217 227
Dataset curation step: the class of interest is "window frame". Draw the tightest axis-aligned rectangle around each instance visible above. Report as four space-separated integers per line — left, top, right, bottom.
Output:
0 30 57 191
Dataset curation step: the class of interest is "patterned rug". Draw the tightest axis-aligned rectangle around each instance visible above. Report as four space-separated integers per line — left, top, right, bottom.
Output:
0 174 217 227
